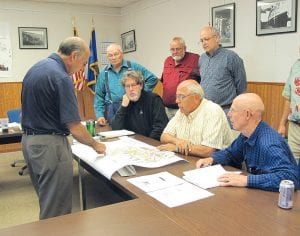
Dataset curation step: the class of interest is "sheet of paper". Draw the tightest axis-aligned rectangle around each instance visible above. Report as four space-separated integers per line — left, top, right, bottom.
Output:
148 181 214 208
183 164 227 189
127 171 186 193
98 129 135 139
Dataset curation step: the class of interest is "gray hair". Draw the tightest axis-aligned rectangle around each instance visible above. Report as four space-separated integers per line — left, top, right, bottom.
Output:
121 70 145 87
186 82 205 99
58 37 86 58
170 37 186 48
107 43 123 53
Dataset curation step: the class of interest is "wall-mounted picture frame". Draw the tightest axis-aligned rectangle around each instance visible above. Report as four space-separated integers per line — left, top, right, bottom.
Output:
256 0 297 36
121 30 136 53
18 27 48 49
212 3 235 48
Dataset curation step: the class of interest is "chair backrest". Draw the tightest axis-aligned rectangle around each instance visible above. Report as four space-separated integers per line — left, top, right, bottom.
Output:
7 109 22 123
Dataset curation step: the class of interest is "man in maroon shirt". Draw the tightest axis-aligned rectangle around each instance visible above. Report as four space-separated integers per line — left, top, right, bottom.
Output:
161 37 200 119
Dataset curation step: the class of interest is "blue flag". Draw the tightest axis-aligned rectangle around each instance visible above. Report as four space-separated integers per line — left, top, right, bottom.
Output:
87 28 99 93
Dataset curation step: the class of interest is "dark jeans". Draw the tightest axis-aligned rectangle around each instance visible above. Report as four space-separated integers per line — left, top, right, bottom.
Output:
106 101 121 124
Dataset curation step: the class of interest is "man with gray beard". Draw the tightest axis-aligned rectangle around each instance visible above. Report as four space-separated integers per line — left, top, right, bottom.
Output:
111 70 168 141
161 37 200 119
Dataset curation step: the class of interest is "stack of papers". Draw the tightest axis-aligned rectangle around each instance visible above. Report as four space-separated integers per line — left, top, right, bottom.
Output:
128 171 214 208
98 129 135 140
183 164 241 189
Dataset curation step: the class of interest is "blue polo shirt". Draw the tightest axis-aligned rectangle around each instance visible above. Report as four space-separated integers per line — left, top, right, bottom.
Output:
21 53 81 135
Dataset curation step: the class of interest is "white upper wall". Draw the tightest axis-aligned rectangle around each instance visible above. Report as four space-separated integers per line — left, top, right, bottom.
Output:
0 0 121 82
121 0 300 82
1 0 300 83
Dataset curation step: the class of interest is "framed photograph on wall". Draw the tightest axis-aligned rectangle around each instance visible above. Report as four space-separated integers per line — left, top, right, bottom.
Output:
121 30 136 53
212 3 235 48
18 27 48 49
256 0 297 36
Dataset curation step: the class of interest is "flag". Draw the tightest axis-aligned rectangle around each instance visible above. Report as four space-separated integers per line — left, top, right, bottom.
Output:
86 27 99 93
70 22 86 91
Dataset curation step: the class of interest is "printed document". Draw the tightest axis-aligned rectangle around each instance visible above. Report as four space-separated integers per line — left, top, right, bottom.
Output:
183 164 241 189
128 171 214 208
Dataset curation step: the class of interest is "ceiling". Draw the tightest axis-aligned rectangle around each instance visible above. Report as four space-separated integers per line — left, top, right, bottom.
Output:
17 0 140 8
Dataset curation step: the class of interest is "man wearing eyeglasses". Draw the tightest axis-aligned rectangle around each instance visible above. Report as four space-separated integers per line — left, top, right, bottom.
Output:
158 80 233 156
199 26 247 116
196 93 299 192
161 37 200 120
94 43 157 125
111 70 168 140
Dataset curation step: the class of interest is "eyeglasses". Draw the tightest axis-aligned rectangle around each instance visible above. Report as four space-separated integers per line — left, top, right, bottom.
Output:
199 35 216 43
170 47 183 52
107 52 120 58
228 108 247 113
125 83 139 89
175 93 195 101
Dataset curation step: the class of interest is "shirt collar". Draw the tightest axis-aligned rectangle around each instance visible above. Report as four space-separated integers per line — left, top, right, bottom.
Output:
244 121 264 146
107 59 129 70
181 98 207 121
206 46 222 57
49 53 67 73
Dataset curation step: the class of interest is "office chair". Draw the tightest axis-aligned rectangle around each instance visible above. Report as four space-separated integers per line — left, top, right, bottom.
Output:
7 109 27 175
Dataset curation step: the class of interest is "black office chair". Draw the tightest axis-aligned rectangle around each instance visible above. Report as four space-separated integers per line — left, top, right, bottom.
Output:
7 109 27 175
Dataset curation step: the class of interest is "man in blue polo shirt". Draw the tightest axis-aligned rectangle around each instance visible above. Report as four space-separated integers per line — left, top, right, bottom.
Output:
94 43 157 125
21 37 106 219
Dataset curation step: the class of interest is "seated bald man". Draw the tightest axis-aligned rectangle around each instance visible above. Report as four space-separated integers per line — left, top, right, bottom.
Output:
196 93 300 192
158 80 233 157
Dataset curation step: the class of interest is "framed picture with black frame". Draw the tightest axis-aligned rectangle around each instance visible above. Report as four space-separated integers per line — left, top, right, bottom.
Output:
121 30 136 53
18 27 48 49
256 0 297 36
212 3 235 48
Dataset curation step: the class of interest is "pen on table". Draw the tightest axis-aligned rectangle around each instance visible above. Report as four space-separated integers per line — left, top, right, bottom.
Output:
159 176 166 181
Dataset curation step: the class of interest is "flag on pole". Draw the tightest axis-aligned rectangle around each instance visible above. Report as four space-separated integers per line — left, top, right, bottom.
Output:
70 19 86 91
86 25 99 93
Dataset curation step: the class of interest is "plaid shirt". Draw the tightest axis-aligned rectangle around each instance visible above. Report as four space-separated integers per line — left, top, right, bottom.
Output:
212 121 299 192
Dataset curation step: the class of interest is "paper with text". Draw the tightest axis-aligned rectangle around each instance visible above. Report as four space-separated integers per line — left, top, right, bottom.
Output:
128 171 214 208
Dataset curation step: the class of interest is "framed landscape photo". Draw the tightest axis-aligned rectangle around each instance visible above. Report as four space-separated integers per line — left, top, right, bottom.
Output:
256 0 297 36
18 27 48 49
212 3 235 48
121 30 136 53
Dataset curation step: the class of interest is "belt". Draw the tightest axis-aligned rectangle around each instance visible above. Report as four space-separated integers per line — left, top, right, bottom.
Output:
221 104 232 110
23 129 67 136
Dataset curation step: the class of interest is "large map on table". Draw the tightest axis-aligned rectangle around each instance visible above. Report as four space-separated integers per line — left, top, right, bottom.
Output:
72 136 185 179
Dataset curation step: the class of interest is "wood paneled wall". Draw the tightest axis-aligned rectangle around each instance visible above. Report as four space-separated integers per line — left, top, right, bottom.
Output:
0 81 285 130
0 82 22 118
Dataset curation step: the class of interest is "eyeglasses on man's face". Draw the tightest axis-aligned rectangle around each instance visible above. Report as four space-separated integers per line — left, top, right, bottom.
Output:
170 47 183 53
175 93 195 101
199 35 216 43
125 83 139 90
107 52 121 58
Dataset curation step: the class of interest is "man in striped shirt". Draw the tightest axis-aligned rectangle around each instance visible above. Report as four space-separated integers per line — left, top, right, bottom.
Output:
157 80 233 157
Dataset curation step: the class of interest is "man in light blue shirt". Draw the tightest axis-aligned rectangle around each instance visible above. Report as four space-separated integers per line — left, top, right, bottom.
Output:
94 43 157 125
199 26 247 114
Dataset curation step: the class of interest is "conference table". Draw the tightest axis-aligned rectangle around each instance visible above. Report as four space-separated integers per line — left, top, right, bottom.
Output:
0 132 299 235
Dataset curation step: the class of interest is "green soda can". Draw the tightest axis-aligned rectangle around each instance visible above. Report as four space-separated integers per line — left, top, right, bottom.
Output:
86 120 96 137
